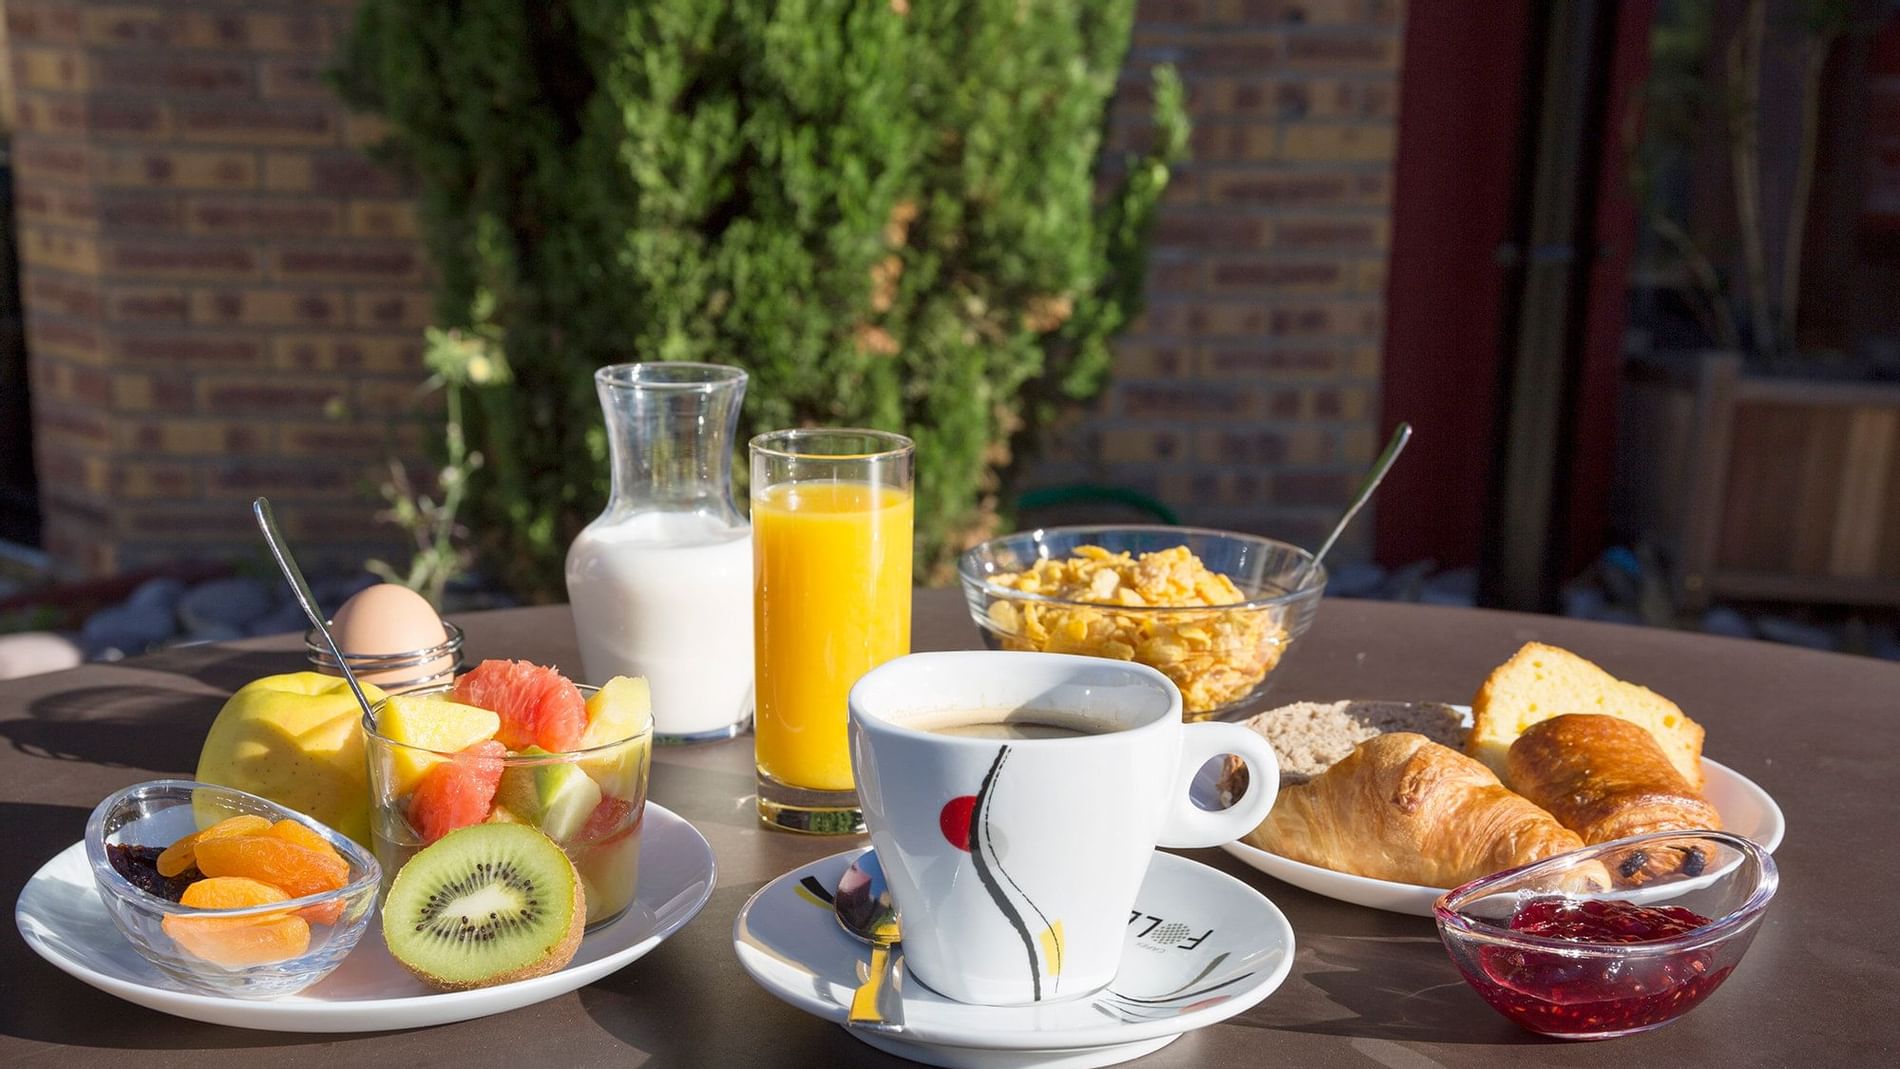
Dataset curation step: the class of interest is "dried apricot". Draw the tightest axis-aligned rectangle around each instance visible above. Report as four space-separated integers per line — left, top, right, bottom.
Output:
294 898 347 926
164 913 311 968
194 835 349 899
265 819 343 862
155 814 271 878
179 876 288 909
163 877 309 968
264 823 349 922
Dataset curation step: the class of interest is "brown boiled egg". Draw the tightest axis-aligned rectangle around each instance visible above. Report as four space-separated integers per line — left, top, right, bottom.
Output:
329 584 451 685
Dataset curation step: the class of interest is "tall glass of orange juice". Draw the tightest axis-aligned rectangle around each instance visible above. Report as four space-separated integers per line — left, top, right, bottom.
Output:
750 429 914 833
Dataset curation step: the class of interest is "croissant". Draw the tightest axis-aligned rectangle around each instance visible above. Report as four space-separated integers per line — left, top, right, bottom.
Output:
1243 732 1597 888
1507 714 1720 882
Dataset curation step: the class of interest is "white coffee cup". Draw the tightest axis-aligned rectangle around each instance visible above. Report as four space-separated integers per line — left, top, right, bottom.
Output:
848 650 1280 1006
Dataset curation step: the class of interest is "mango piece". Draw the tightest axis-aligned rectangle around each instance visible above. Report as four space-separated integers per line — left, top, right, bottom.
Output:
195 672 386 847
375 694 503 796
579 676 653 801
581 676 651 747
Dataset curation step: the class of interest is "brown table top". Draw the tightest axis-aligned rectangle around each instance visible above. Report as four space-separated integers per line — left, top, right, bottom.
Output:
2 590 1894 1066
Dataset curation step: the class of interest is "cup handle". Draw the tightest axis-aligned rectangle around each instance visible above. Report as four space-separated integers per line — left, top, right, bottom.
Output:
1157 722 1281 849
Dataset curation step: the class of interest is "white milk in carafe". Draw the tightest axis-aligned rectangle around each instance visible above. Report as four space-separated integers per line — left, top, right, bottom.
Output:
565 511 754 740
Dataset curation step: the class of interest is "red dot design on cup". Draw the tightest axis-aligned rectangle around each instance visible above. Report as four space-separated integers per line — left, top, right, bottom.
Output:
940 795 977 851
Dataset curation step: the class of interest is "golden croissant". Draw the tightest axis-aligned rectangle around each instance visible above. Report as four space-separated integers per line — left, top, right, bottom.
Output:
1243 732 1594 888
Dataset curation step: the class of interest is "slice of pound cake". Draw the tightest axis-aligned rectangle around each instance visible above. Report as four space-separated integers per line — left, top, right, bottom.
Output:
1467 642 1705 790
1218 699 1468 803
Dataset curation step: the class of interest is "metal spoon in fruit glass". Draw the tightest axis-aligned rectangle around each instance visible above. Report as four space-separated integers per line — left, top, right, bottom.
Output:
1298 422 1412 589
836 849 904 1031
252 496 377 724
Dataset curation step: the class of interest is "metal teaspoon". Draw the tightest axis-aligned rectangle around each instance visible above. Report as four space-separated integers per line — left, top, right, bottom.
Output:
252 497 378 724
1298 421 1412 588
836 848 905 1030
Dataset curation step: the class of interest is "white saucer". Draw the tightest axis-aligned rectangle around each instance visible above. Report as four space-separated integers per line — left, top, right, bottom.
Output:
1193 703 1787 916
15 802 716 1032
734 848 1295 1069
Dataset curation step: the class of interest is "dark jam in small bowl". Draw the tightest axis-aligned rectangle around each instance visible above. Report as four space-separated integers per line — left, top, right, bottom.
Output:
1457 898 1732 1036
1434 830 1777 1040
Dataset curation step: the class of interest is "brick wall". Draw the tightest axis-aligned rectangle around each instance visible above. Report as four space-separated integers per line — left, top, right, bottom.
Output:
6 0 428 575
1029 0 1403 557
6 0 1403 576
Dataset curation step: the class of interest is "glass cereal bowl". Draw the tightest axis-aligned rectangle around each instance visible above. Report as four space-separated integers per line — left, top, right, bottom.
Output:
958 526 1325 719
1433 830 1778 1040
84 780 380 999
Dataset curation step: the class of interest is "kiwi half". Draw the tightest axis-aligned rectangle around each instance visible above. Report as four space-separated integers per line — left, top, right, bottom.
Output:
382 822 585 991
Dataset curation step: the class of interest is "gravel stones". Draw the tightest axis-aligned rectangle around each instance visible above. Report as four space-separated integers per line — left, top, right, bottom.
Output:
177 577 273 632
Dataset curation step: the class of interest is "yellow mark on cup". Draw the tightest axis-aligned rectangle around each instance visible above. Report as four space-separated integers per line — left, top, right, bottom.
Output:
1039 920 1065 976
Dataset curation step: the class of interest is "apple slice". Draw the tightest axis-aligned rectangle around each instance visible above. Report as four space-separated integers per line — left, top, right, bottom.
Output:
579 676 652 800
493 746 603 842
376 695 502 796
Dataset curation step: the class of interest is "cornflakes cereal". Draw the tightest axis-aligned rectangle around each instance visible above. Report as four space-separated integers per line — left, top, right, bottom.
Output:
982 545 1288 714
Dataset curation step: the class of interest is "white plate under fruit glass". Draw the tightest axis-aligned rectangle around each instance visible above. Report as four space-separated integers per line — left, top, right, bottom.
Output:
14 801 715 1032
1191 705 1787 917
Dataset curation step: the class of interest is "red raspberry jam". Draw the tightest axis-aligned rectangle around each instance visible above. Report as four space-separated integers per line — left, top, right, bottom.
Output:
1457 897 1734 1038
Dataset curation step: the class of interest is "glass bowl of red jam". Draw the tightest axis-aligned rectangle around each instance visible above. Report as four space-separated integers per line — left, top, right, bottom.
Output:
1433 829 1777 1040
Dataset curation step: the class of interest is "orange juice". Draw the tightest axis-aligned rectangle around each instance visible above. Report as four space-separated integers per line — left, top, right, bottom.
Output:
753 481 912 790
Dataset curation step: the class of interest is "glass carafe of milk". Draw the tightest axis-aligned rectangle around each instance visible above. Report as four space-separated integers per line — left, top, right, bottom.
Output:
566 363 753 743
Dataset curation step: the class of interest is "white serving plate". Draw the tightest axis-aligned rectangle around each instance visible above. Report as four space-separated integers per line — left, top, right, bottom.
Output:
1193 706 1786 917
15 801 715 1032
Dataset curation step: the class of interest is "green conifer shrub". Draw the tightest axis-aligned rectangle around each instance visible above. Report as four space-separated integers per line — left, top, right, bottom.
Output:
338 0 1186 598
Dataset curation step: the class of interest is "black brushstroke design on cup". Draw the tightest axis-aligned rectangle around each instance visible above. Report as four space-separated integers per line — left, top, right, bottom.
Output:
969 744 1055 1001
985 752 1064 994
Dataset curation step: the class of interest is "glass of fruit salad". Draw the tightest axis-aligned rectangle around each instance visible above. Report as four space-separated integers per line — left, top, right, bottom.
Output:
362 660 653 927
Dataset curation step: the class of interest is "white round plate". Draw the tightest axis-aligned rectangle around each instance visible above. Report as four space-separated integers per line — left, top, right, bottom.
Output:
735 848 1294 1069
1194 705 1786 917
15 802 715 1032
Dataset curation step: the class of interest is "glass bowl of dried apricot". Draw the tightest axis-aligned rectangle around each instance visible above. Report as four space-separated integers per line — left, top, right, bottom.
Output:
84 779 380 998
959 526 1325 720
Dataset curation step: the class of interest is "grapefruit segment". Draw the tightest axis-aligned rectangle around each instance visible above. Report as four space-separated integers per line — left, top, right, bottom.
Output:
408 739 507 845
452 660 587 752
576 797 636 846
